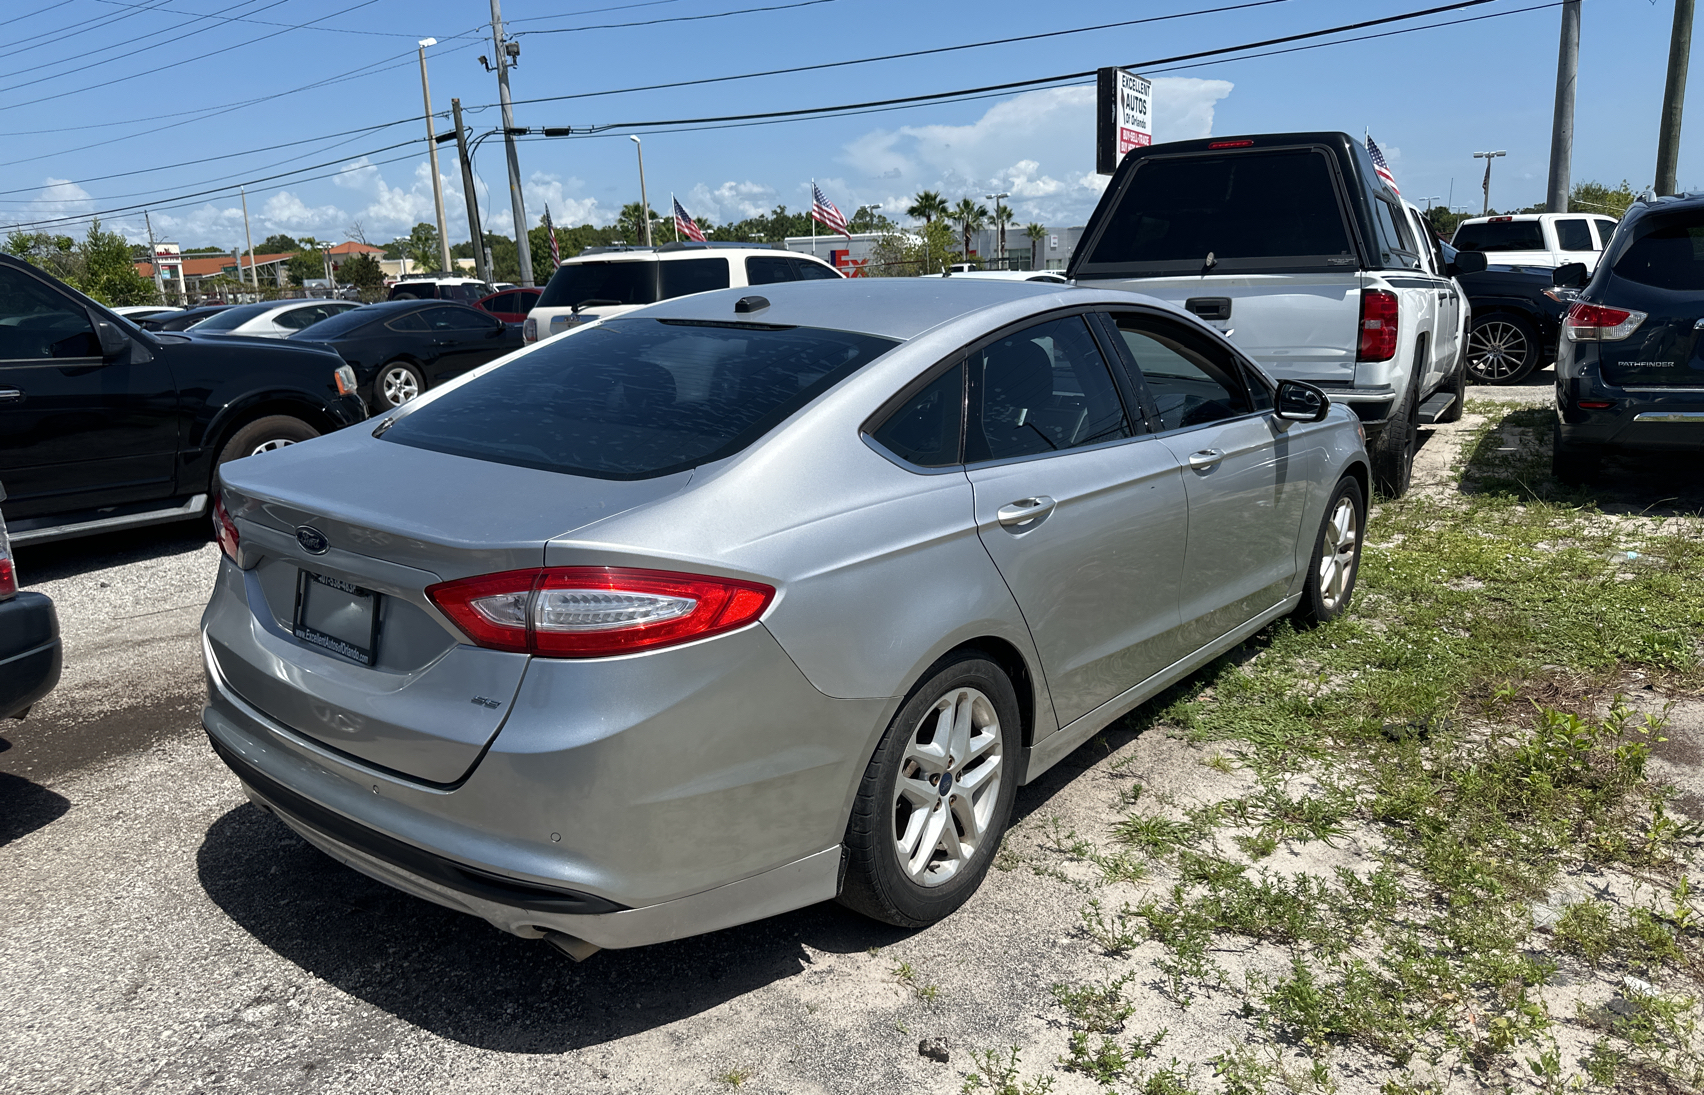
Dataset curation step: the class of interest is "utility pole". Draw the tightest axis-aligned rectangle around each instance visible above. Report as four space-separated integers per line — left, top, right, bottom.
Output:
1474 150 1507 215
1546 0 1581 212
452 99 490 284
1657 0 1696 195
143 211 167 305
417 38 454 274
489 0 534 286
240 186 258 298
985 192 1009 268
630 135 652 246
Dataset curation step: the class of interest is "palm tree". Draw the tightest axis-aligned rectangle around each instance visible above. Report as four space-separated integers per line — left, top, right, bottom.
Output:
952 198 989 264
990 203 1015 269
1025 222 1047 272
906 190 948 225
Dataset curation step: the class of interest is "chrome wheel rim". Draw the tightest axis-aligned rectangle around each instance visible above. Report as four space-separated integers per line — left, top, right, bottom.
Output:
1317 497 1360 612
249 438 296 456
1467 321 1530 381
381 367 420 406
893 686 1003 887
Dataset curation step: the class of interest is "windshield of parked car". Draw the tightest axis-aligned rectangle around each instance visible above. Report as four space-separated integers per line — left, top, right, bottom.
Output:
379 317 899 479
1452 220 1546 252
190 302 280 331
1611 214 1704 291
1082 148 1354 273
536 261 660 309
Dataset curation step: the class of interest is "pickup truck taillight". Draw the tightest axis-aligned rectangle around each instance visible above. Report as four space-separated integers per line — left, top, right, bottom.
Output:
0 507 15 600
1564 302 1646 341
1357 289 1399 362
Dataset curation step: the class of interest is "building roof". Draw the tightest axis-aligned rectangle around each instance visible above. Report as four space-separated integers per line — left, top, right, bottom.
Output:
327 241 385 256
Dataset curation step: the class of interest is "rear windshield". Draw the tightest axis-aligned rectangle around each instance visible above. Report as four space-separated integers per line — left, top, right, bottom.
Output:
1082 147 1353 273
538 261 660 309
1452 220 1546 252
379 317 899 479
190 302 280 331
292 307 383 339
1612 216 1704 291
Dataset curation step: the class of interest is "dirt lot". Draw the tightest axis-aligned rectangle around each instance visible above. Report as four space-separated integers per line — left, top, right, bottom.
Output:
4 373 1702 1094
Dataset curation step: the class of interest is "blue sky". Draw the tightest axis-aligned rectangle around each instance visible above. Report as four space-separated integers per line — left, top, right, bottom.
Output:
0 0 1697 249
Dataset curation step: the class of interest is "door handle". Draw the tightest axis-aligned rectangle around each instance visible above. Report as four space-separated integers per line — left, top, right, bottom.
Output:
1187 448 1225 470
0 388 20 403
996 496 1055 528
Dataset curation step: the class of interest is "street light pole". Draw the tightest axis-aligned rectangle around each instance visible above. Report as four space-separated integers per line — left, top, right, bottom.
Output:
489 0 534 285
1473 150 1507 216
1545 0 1581 213
985 191 1009 269
417 38 454 274
629 135 652 246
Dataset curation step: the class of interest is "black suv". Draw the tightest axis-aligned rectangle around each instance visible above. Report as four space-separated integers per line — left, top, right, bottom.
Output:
1552 194 1704 483
0 253 366 545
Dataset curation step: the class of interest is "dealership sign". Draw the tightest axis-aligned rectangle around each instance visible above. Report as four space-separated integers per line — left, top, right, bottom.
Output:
1096 67 1152 175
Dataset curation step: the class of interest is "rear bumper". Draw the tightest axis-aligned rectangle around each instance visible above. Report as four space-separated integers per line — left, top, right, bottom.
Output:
0 592 61 719
1555 343 1704 451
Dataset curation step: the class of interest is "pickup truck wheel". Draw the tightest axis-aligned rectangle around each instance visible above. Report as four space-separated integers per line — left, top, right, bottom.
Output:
1551 421 1600 486
1466 315 1539 385
838 653 1020 928
216 415 318 468
1370 383 1419 497
1293 476 1365 627
1435 350 1468 424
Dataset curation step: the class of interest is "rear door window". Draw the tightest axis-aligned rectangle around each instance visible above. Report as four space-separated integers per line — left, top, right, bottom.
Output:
1452 220 1546 251
1612 217 1704 290
967 315 1133 462
1593 218 1618 248
1555 218 1594 251
1080 147 1354 274
659 258 731 298
745 256 796 285
379 318 899 479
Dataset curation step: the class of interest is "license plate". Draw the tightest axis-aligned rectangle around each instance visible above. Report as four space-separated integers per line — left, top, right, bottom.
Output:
293 570 381 666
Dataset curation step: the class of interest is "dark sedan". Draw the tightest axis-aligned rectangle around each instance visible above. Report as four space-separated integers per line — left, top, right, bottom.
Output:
1442 242 1568 385
289 299 524 412
1 486 61 720
136 304 231 332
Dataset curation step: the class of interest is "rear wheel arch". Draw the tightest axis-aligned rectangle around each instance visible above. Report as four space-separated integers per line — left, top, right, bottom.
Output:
941 637 1041 752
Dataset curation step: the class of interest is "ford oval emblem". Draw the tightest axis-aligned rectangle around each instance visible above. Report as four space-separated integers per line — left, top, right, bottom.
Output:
295 525 329 555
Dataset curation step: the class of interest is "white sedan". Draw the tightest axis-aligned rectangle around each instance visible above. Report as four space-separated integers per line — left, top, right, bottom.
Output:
189 299 362 339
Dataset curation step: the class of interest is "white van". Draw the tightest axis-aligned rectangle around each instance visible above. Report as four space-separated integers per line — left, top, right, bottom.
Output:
523 243 841 343
1450 212 1618 272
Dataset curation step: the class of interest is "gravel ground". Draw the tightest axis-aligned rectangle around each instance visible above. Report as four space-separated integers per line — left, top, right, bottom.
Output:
2 368 1692 1094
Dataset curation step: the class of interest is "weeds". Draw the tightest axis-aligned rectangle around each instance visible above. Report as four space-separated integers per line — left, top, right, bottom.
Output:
960 1047 1055 1095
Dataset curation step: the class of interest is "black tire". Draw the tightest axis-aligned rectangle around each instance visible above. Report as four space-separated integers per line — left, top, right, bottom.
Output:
216 415 318 469
838 653 1021 928
1293 476 1365 627
1551 420 1600 486
372 360 426 411
1434 347 1468 424
1370 372 1421 498
1466 314 1540 385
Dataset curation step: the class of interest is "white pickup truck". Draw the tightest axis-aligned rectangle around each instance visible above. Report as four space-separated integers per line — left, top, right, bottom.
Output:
1451 212 1618 272
1068 130 1482 496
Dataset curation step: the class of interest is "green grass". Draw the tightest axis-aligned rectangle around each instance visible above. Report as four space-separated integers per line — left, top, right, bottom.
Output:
1038 405 1704 1092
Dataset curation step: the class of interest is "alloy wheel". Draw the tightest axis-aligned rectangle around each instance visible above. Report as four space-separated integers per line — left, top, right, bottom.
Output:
381 367 421 406
892 686 1004 887
249 438 296 456
1467 321 1531 382
1317 497 1360 612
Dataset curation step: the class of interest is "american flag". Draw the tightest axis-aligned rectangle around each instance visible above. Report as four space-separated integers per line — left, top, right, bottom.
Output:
543 203 561 266
810 182 850 238
673 196 706 243
1366 135 1400 196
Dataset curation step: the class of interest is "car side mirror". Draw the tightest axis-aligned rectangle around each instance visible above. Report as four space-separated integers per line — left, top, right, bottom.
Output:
1447 250 1488 276
1553 261 1588 289
92 316 130 358
1274 379 1330 423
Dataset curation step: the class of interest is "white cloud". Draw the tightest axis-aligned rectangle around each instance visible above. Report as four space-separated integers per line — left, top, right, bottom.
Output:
833 79 1233 225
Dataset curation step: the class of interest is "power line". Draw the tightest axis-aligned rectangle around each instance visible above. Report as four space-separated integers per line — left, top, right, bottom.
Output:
505 0 1298 108
89 0 469 37
0 0 177 60
516 0 838 36
507 0 691 25
0 0 76 29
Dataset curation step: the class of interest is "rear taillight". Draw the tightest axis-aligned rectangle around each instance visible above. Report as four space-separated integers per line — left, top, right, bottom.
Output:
522 315 538 343
212 495 240 561
426 567 775 658
1565 302 1647 341
1357 289 1399 361
0 507 15 601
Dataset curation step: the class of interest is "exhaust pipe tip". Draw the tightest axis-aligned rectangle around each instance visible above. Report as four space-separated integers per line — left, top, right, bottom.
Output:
542 930 601 962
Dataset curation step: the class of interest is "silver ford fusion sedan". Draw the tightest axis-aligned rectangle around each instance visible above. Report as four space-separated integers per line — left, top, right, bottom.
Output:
202 278 1369 958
